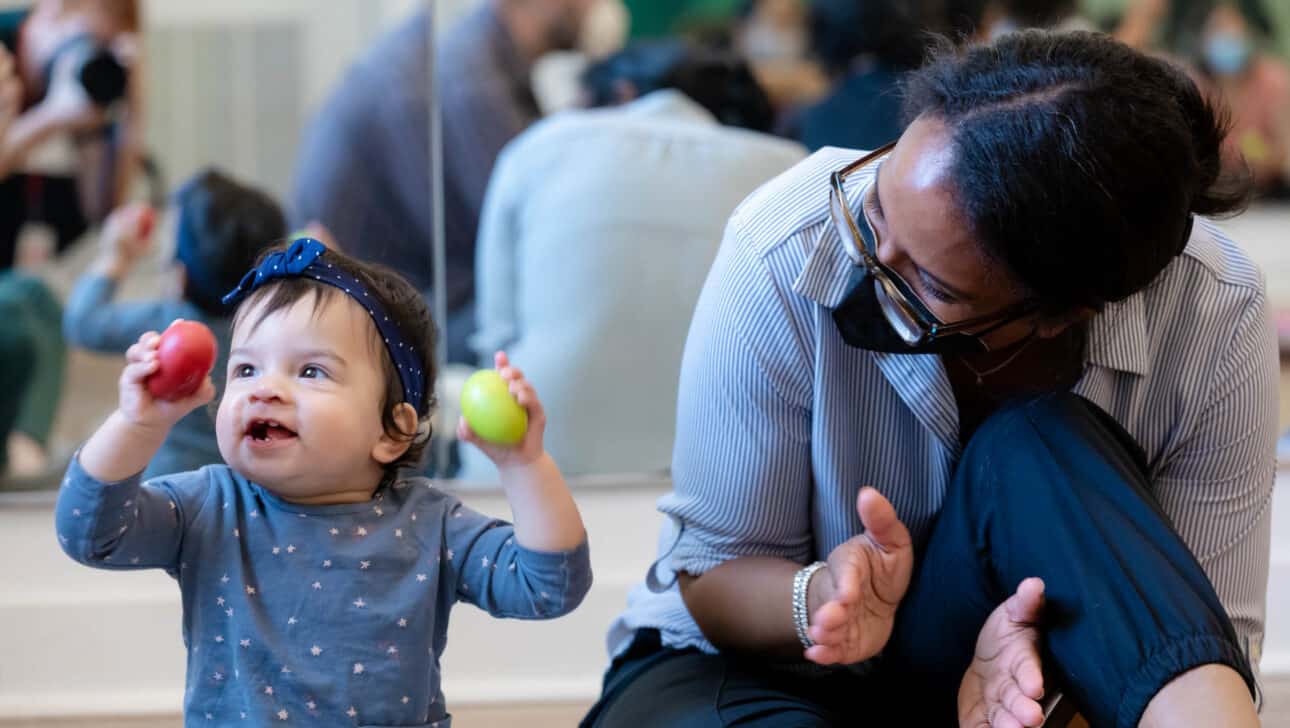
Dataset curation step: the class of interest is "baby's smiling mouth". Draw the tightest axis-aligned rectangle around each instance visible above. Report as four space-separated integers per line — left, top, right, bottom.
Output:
246 419 298 442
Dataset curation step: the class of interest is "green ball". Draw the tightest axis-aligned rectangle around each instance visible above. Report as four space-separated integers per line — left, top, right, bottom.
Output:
460 370 528 446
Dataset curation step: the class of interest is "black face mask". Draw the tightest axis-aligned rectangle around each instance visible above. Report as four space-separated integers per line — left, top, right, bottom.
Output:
830 266 992 355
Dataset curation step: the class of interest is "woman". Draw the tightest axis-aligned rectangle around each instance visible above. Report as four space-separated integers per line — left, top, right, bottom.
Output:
584 31 1274 728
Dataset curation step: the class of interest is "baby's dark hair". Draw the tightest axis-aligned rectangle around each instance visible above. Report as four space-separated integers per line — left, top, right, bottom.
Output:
231 243 438 475
173 168 287 317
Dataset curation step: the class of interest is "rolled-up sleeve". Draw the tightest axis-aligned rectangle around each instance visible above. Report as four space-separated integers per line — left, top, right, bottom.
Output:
660 213 815 578
1153 289 1278 678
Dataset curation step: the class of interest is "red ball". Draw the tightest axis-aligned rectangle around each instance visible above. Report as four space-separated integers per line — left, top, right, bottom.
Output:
146 320 218 401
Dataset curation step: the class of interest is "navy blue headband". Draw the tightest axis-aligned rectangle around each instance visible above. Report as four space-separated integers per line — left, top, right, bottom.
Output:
222 238 429 416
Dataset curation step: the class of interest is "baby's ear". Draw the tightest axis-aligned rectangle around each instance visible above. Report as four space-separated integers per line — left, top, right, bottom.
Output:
372 402 419 465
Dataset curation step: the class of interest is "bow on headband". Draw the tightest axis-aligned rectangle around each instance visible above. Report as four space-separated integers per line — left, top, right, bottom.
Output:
222 238 429 416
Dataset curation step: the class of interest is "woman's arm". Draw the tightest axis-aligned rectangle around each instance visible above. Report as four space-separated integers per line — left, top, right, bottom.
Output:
1153 291 1277 668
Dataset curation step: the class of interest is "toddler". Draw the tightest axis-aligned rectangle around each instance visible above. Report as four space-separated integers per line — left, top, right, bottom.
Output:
55 238 592 726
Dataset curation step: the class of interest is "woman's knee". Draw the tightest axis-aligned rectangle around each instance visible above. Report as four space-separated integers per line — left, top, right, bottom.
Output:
954 393 1149 509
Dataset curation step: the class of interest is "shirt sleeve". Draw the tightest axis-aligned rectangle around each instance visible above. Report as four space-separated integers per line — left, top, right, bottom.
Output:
1153 290 1278 671
441 496 592 620
659 213 816 579
54 453 212 573
62 274 193 353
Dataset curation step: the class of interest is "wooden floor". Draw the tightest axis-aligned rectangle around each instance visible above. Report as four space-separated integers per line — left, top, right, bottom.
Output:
4 677 1289 728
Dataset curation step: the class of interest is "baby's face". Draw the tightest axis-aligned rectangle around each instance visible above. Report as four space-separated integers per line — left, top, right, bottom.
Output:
216 291 395 502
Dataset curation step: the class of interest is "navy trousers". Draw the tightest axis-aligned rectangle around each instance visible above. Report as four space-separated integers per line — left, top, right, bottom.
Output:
581 394 1256 727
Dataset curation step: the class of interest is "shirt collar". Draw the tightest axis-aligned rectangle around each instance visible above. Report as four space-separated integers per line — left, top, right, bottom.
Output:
792 152 883 308
624 89 718 125
1084 291 1150 377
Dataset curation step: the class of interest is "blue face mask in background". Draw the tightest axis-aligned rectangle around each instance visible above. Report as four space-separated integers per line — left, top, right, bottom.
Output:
1204 32 1254 76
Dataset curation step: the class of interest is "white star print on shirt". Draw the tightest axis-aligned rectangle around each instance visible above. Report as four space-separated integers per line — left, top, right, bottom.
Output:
312 581 322 590
240 639 251 647
398 618 408 627
353 597 367 608
216 597 225 606
353 663 365 675
226 608 234 617
395 529 403 538
214 636 224 643
347 707 358 718
287 545 296 553
246 586 256 595
387 646 398 655
287 617 297 625
416 573 427 582
322 560 332 568
221 574 230 584
446 549 454 561
277 709 288 720
310 645 322 656
272 546 281 555
356 527 368 536
329 528 339 536
265 686 274 696
212 672 224 681
306 700 316 710
402 696 410 704
360 560 371 570
374 506 384 516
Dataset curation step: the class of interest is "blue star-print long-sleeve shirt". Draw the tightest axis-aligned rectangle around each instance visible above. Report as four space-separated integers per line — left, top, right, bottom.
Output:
54 457 592 727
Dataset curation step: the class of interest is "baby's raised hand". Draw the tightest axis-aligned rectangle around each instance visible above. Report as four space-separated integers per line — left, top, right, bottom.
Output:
119 329 215 432
100 203 156 267
458 351 547 470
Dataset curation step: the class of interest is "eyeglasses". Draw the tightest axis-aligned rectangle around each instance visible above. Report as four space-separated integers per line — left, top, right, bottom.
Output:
828 143 1035 351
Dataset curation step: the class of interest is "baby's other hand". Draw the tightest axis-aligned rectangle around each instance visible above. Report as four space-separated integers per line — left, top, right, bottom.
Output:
99 203 155 270
119 330 215 432
458 351 547 471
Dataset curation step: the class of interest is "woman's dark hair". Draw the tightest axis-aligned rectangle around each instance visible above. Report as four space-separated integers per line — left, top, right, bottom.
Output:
581 41 776 133
808 0 929 75
232 245 438 476
173 169 287 317
902 30 1251 317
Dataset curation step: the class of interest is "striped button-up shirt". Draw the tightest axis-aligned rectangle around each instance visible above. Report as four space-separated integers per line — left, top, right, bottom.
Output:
607 148 1279 683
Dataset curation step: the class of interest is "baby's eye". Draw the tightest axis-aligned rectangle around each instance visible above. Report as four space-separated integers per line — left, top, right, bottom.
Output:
300 365 327 380
233 364 256 378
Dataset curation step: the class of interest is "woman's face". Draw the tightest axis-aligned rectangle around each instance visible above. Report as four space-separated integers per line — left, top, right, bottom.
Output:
865 115 1043 350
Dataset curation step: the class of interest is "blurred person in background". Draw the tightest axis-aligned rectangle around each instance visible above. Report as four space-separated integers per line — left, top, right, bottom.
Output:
732 0 829 116
63 170 285 478
786 0 928 151
1197 2 1290 197
291 0 596 364
984 0 1171 48
0 43 62 484
0 0 143 270
459 41 805 481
